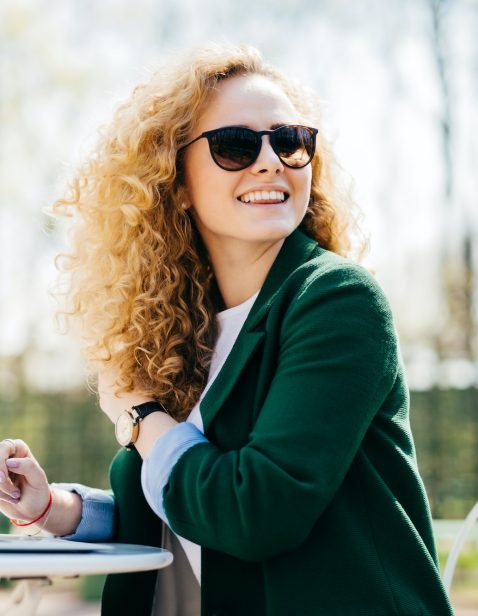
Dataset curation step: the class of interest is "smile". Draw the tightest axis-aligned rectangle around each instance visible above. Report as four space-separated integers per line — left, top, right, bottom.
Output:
238 190 289 204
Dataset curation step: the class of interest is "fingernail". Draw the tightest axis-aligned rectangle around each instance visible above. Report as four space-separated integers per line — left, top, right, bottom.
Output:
6 459 18 467
0 471 5 482
12 491 21 499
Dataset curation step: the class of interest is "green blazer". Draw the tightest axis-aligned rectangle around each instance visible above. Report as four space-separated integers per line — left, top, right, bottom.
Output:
102 227 454 616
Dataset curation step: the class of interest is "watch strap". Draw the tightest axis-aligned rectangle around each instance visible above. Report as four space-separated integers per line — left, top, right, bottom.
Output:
130 401 169 420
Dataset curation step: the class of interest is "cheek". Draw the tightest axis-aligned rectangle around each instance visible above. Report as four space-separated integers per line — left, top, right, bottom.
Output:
184 149 208 201
304 167 313 191
184 152 224 206
293 169 313 203
187 169 237 217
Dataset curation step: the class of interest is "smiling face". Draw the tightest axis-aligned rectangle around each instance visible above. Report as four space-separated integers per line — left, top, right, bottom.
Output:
181 74 313 261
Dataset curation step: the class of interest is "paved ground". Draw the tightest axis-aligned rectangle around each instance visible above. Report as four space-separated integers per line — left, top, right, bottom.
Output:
1 586 477 615
28 592 100 616
450 587 478 615
0 588 100 615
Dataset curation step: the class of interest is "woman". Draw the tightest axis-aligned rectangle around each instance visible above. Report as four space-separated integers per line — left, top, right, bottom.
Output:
0 43 454 615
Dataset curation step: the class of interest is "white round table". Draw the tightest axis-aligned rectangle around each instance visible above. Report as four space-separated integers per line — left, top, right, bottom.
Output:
0 543 173 616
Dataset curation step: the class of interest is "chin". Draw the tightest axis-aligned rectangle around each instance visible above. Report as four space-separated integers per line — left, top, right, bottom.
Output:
250 221 298 240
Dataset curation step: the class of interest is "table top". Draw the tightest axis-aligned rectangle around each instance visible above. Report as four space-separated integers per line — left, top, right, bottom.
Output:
0 543 173 579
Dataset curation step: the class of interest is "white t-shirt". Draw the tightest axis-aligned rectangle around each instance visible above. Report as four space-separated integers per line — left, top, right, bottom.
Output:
174 289 260 585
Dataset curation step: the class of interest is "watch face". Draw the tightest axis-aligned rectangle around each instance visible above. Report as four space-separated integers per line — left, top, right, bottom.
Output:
115 413 133 446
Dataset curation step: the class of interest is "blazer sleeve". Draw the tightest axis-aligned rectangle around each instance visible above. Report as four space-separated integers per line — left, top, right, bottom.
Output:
161 263 400 562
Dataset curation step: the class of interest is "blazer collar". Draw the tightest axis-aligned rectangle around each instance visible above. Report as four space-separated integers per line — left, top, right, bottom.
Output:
200 227 320 433
244 227 320 332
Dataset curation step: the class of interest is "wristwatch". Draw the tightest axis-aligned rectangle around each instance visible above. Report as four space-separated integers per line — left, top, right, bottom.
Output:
115 401 169 450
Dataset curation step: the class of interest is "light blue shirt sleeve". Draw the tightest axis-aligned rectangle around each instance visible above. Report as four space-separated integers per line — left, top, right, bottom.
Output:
49 482 115 542
141 422 209 523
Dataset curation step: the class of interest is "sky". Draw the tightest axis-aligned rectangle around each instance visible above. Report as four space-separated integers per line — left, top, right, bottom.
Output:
1 0 476 391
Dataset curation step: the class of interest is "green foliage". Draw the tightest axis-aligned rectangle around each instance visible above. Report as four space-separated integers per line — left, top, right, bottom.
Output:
438 548 478 572
0 516 10 534
0 389 118 490
0 391 116 598
0 387 476 519
0 387 477 600
410 388 478 519
80 574 107 601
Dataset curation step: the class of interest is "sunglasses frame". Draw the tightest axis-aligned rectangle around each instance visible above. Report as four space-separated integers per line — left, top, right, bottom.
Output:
178 124 319 171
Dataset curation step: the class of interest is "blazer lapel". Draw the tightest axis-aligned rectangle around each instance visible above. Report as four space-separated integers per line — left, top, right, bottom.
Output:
200 227 320 433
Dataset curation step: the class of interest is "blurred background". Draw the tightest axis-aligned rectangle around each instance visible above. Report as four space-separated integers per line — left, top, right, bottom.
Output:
0 0 477 612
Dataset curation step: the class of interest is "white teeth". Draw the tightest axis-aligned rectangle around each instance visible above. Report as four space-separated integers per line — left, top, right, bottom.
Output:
239 190 286 203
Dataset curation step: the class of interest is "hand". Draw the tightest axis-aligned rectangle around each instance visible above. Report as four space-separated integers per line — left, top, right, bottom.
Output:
97 364 153 424
0 439 51 525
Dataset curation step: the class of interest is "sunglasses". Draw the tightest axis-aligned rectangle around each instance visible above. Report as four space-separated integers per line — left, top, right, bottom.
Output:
178 124 318 171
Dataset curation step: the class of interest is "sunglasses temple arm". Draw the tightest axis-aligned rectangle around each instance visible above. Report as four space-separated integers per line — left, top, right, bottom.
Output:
178 133 204 152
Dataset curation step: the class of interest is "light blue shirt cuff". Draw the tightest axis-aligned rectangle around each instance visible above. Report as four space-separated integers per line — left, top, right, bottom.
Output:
141 422 209 524
50 482 115 542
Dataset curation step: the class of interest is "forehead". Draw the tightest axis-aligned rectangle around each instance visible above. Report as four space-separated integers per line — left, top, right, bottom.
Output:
197 74 301 131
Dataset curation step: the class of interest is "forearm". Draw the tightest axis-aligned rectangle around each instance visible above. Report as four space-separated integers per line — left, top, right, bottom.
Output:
134 411 179 459
48 482 115 541
41 488 83 536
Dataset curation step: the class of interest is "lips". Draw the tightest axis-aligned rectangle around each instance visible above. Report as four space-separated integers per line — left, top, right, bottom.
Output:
238 190 289 204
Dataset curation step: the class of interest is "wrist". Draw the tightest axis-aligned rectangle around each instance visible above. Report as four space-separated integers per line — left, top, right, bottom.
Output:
115 401 176 451
10 488 53 528
133 412 178 459
41 488 83 536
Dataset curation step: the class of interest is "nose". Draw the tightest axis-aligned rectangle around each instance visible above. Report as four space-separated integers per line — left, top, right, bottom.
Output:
250 135 284 175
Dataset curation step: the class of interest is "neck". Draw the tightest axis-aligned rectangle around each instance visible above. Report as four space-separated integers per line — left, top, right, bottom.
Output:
208 238 284 309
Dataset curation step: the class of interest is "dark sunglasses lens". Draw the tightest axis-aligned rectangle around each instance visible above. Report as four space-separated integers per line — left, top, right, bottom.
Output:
209 128 258 170
273 126 315 168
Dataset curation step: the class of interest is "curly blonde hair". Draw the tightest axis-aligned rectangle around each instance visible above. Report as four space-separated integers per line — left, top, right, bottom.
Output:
50 42 368 421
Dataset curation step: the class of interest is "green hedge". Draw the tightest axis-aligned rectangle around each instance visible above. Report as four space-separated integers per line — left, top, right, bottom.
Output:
0 387 476 518
0 389 118 490
410 388 478 519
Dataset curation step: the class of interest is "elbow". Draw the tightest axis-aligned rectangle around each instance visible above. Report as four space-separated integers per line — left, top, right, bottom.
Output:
221 520 311 563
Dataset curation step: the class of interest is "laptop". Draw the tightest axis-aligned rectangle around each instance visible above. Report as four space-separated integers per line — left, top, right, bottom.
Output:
0 534 114 553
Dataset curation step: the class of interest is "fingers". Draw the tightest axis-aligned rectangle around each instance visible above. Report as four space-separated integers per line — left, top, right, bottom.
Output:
0 473 21 501
0 441 49 519
0 489 21 505
0 440 21 497
1 438 32 458
5 458 47 489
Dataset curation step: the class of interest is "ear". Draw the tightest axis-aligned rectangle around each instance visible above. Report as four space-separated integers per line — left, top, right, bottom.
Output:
176 184 192 210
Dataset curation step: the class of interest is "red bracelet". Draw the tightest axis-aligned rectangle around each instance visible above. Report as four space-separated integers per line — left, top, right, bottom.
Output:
9 489 53 527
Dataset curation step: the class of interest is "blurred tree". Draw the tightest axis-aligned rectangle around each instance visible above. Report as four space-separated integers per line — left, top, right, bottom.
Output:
429 0 476 361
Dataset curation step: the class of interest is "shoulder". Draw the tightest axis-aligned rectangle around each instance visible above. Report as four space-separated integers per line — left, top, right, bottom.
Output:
275 246 400 384
278 247 397 349
290 246 391 313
